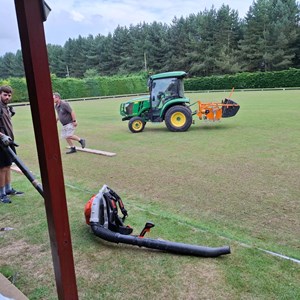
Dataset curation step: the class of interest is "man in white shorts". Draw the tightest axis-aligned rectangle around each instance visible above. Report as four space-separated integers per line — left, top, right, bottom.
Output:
53 92 86 154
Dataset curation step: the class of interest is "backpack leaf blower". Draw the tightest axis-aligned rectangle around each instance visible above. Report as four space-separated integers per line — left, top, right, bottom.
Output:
84 185 231 257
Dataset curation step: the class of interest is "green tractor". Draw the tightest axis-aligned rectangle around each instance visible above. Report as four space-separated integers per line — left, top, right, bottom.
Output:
120 71 240 133
120 71 193 133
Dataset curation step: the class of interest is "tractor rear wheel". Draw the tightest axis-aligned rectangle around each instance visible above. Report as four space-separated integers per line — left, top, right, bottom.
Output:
128 117 146 133
165 105 192 132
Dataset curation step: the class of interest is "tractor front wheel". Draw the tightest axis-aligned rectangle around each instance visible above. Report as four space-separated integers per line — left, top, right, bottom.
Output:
128 117 146 133
165 105 193 132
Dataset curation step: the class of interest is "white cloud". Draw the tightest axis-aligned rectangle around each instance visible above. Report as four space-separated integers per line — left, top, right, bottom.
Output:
70 10 85 22
0 0 21 55
1 0 253 56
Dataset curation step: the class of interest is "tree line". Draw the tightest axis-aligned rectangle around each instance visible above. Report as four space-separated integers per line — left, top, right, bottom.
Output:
1 0 299 79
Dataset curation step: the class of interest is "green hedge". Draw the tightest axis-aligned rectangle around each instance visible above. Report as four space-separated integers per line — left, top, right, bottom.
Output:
51 75 146 99
1 69 299 102
184 68 300 90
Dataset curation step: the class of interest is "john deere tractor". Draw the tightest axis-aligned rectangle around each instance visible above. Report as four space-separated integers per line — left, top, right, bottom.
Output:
120 71 239 133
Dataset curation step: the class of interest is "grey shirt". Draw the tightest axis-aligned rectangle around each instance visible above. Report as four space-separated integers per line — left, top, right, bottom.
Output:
55 100 73 126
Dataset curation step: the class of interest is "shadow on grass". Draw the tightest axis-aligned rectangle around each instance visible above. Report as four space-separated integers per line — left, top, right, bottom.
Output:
189 123 237 131
141 123 237 133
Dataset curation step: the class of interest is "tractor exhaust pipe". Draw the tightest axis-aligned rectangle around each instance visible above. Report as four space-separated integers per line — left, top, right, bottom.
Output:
90 223 230 257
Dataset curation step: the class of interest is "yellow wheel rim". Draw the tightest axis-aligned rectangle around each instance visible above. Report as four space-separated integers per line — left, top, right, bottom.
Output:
171 112 186 127
133 120 143 131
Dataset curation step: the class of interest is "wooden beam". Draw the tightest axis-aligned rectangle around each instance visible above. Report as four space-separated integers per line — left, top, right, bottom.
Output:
66 147 116 157
14 1 78 299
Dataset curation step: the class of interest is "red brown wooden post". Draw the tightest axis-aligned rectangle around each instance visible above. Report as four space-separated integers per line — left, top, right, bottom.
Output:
13 1 78 298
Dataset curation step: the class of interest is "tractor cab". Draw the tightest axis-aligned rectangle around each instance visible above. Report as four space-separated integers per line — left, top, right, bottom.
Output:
146 71 189 121
149 72 186 109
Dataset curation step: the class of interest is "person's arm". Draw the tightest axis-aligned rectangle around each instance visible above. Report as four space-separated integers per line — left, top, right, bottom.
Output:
54 105 59 123
71 111 77 126
0 133 13 146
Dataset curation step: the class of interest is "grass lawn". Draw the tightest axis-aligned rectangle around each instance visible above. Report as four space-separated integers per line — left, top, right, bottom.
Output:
1 90 300 299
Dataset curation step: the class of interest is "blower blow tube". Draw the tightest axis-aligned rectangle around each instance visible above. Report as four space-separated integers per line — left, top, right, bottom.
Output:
90 223 230 257
85 185 231 258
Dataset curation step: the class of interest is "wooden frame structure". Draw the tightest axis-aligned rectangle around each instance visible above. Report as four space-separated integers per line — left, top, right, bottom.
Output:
14 1 78 298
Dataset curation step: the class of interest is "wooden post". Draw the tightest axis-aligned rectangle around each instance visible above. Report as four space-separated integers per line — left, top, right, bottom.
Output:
13 1 78 298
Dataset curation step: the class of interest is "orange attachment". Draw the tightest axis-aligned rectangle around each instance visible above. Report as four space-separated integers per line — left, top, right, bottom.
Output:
84 195 96 225
197 101 223 121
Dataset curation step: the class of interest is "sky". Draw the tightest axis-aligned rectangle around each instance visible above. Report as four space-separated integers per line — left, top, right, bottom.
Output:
0 0 254 56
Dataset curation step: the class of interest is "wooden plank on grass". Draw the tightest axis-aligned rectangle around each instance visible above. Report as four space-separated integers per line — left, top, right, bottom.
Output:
0 272 29 300
66 147 116 157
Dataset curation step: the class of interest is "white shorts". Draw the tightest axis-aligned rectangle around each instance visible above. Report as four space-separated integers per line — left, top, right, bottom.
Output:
61 123 75 139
